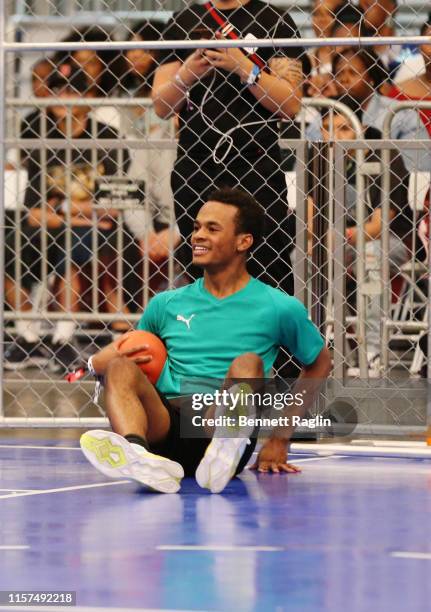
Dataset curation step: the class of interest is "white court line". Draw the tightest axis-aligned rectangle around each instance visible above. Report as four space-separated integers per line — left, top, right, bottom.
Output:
0 489 37 492
391 552 431 560
289 455 345 463
0 545 30 550
0 444 80 451
249 453 344 464
0 481 129 501
157 545 284 552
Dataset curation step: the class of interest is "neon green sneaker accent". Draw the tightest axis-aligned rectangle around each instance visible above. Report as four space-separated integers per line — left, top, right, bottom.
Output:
226 382 254 433
81 433 127 468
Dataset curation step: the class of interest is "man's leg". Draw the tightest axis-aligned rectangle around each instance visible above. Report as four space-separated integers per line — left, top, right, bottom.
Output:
104 356 171 443
80 357 184 493
195 352 263 493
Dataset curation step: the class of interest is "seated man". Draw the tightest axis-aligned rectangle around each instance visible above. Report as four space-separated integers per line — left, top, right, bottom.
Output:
80 188 331 494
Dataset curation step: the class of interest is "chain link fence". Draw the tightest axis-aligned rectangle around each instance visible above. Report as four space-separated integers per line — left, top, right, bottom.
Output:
1 1 431 444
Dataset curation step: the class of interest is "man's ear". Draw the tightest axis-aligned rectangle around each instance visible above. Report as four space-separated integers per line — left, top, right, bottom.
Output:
237 233 254 253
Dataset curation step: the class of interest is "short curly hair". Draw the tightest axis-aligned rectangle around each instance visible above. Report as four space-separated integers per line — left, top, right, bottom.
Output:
206 187 265 250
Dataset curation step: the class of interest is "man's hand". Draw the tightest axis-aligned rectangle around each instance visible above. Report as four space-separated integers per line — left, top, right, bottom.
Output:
142 228 181 263
179 50 214 85
203 32 253 80
250 437 301 474
114 334 153 367
204 47 252 79
91 334 152 375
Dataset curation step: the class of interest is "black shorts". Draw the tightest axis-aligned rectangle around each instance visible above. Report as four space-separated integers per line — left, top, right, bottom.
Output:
149 391 257 477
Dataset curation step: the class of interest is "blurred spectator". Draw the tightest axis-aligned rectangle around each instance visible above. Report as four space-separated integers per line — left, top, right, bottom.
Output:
308 4 379 97
21 58 56 156
328 1 398 94
333 47 388 118
54 26 124 97
387 17 431 130
307 47 389 138
118 19 181 301
309 101 411 374
123 19 165 96
308 0 343 98
393 15 427 85
331 4 359 41
308 42 431 170
5 68 131 373
359 0 397 33
330 3 371 53
358 0 421 87
31 57 54 98
384 17 431 172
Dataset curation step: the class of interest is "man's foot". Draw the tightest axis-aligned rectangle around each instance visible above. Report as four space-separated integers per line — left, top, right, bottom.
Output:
80 430 184 494
48 342 81 374
4 337 49 370
195 437 250 494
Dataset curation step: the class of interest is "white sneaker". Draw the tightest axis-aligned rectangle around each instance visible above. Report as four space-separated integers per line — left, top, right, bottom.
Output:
80 430 184 494
195 437 251 494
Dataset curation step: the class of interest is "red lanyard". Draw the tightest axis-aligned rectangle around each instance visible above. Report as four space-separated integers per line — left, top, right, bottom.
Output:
203 1 266 70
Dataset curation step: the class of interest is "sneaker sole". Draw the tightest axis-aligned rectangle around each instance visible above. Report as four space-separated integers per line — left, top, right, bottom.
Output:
195 438 250 494
80 430 183 494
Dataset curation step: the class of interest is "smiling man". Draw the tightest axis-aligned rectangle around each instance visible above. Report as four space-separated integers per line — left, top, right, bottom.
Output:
80 188 330 494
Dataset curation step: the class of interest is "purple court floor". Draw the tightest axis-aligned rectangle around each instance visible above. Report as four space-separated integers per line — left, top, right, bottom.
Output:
0 437 430 612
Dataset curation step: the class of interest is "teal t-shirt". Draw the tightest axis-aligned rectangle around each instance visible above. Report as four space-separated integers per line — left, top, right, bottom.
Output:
137 277 324 398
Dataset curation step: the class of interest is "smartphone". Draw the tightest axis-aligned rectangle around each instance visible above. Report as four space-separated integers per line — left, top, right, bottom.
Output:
189 25 216 41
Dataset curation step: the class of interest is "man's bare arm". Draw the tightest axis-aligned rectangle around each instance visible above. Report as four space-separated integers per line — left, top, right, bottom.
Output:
251 347 332 473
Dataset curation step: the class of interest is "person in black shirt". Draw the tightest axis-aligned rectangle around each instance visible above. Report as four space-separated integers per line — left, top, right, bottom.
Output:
153 0 304 295
5 68 131 373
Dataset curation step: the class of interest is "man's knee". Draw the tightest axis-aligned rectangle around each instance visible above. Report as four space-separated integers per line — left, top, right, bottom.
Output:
229 352 264 378
105 356 148 390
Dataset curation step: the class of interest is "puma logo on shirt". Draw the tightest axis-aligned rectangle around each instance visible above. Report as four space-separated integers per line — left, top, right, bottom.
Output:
177 314 196 330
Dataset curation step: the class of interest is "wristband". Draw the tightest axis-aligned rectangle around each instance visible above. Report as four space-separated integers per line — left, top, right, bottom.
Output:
174 72 193 110
174 72 189 90
244 64 261 86
87 355 97 377
86 356 103 404
66 357 102 404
